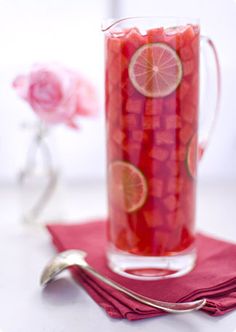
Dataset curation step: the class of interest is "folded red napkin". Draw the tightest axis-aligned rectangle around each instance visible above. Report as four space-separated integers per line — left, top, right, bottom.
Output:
47 220 236 320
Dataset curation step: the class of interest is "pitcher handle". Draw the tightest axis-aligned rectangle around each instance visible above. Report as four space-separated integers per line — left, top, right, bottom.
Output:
198 36 221 160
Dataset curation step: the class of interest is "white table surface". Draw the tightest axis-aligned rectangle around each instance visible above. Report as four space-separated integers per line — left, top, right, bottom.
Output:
0 181 235 332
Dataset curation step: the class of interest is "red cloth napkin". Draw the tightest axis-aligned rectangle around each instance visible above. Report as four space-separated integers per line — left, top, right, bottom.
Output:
47 220 236 320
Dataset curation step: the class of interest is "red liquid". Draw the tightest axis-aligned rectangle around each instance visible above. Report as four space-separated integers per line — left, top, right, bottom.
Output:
105 24 199 256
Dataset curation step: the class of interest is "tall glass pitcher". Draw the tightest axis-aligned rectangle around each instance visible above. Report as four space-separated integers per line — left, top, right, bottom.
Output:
102 17 220 280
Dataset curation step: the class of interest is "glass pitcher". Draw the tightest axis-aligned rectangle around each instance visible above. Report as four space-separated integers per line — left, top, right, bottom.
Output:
102 17 220 280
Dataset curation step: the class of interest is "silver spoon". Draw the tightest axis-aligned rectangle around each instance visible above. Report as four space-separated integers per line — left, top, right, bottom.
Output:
40 250 206 314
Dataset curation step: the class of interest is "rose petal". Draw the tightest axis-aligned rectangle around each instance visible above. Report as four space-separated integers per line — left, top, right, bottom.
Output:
13 63 98 128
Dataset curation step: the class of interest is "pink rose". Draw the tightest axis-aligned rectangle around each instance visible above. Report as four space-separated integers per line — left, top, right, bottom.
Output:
13 64 98 128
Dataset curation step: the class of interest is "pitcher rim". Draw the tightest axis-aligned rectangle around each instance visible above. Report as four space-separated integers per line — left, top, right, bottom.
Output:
101 16 200 32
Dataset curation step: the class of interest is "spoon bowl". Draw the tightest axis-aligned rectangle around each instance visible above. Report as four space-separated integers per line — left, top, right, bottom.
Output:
41 250 88 286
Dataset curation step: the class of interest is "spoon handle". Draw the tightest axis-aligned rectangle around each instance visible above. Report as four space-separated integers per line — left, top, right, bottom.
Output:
82 265 206 313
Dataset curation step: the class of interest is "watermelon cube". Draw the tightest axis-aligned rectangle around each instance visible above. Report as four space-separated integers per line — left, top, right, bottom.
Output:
149 147 169 161
166 209 185 229
149 178 164 198
142 115 160 130
165 115 182 129
183 59 195 76
147 27 165 43
163 194 178 211
145 98 163 115
132 130 148 142
112 128 125 145
181 103 197 124
123 114 139 128
143 209 163 227
167 177 184 194
166 161 180 176
126 98 144 114
170 146 186 161
155 130 175 145
179 45 193 60
179 124 194 144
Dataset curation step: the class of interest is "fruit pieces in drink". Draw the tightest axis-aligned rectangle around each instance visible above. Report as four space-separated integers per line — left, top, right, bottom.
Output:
106 24 199 256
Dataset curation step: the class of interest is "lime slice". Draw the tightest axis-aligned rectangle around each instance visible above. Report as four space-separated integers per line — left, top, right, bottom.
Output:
108 161 148 213
129 42 183 98
186 133 198 178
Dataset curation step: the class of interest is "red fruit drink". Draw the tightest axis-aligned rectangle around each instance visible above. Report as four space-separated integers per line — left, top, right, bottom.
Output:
105 21 199 278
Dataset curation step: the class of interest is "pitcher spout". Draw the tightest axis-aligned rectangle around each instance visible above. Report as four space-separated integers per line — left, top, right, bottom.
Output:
101 18 125 33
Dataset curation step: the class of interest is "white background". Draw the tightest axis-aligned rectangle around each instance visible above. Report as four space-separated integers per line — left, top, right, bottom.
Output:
0 0 235 183
0 0 108 183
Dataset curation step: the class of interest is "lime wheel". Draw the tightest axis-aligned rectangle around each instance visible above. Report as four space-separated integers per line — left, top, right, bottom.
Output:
186 133 198 178
128 42 183 98
108 161 148 213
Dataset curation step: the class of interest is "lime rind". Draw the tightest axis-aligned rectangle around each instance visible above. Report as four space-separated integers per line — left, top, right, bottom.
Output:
108 160 148 213
186 134 197 179
129 42 183 98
